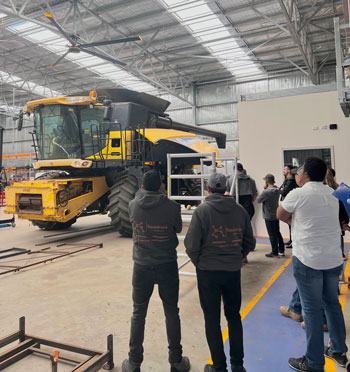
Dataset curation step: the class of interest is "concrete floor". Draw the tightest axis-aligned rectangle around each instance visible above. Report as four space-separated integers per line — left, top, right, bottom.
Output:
0 210 349 371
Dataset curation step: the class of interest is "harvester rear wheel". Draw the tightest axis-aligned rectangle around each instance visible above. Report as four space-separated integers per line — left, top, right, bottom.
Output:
31 218 77 230
108 172 138 237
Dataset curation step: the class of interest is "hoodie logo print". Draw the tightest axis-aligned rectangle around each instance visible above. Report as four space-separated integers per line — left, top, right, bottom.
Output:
211 225 225 239
134 221 145 233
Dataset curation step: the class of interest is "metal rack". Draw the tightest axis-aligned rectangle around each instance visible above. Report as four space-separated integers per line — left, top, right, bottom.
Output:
0 317 114 371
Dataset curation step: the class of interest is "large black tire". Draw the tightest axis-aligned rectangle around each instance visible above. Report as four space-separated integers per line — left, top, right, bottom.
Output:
31 218 77 230
108 172 138 237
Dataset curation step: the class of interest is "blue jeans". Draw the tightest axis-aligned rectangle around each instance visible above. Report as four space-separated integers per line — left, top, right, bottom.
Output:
293 256 347 370
289 287 302 315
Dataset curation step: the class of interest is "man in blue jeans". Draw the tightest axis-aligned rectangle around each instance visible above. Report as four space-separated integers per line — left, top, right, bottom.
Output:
122 170 190 372
277 157 348 372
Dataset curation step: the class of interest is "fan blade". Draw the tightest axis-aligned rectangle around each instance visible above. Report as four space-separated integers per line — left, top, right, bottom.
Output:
78 36 142 48
50 50 71 68
45 13 75 44
81 48 127 67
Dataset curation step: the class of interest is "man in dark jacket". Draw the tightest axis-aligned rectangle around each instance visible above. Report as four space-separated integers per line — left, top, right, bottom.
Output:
280 164 298 248
257 173 285 257
122 170 190 372
228 163 257 220
185 173 256 372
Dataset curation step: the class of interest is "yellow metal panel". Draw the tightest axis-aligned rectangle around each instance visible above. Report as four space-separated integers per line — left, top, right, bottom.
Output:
34 159 93 169
24 96 98 113
188 141 219 156
5 177 109 223
138 128 196 143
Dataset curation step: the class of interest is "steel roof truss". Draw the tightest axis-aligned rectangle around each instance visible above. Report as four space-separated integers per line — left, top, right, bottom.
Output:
276 0 319 84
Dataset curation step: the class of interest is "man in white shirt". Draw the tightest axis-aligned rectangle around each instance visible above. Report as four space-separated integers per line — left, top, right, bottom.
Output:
277 157 347 372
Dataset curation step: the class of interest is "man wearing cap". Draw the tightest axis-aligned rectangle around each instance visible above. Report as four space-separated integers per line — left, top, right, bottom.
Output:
227 163 257 220
122 170 190 372
257 173 285 258
185 173 256 372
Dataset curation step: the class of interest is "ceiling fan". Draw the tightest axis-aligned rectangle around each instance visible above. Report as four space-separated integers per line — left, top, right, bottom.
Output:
44 13 142 68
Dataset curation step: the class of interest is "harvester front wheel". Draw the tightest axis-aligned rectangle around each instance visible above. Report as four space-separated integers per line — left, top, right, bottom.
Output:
108 172 138 237
31 218 77 230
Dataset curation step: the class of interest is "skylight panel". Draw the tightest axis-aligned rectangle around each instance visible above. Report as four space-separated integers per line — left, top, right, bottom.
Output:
158 0 264 78
29 29 59 42
0 13 7 19
7 19 157 95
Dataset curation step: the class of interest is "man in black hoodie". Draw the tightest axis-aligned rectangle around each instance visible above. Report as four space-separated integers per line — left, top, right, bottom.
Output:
185 173 256 372
122 170 190 372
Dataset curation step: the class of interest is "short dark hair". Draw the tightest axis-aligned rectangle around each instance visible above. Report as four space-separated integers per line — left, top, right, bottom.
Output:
142 170 162 191
208 186 226 194
284 164 293 171
237 163 244 171
303 157 327 182
329 167 336 178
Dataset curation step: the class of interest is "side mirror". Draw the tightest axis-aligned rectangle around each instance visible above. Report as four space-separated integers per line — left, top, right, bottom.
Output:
16 111 24 131
103 100 112 121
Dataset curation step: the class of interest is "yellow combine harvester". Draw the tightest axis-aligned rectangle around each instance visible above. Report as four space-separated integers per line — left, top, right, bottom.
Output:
5 88 226 236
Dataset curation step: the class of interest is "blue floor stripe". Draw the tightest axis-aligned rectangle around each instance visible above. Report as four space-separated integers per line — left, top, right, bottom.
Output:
223 243 349 372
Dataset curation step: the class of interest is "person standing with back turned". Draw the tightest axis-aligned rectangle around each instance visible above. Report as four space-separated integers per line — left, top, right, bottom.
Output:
122 170 190 372
277 157 348 372
185 173 256 372
256 173 285 257
279 164 298 248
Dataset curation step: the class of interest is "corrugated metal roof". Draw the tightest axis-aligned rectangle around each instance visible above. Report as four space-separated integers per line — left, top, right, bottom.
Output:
0 0 345 108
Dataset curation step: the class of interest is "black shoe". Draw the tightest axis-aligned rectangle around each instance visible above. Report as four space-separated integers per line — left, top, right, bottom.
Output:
285 240 292 245
288 356 323 372
324 346 348 367
286 243 293 249
231 365 246 372
204 364 226 372
171 356 190 372
265 252 278 258
122 359 141 372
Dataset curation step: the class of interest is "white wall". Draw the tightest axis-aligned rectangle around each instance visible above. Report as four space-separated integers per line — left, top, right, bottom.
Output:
238 91 350 239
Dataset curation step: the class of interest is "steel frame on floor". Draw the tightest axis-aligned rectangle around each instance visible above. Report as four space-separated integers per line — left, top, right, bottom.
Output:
0 317 114 371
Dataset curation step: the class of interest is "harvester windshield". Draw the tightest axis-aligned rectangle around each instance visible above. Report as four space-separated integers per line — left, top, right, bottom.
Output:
34 104 105 160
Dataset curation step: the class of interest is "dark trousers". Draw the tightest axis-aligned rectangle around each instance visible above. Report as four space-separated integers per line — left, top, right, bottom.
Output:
128 261 182 366
265 219 285 255
197 268 243 371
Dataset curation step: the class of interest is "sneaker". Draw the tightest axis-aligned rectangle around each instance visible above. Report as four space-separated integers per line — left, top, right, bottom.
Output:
204 364 226 372
301 321 328 332
280 306 303 322
324 346 348 367
288 356 323 372
231 365 246 372
171 356 190 372
286 243 293 249
265 252 279 258
122 359 140 372
278 252 285 256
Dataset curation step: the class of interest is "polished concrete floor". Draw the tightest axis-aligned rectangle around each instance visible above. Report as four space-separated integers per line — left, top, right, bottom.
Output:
0 210 349 371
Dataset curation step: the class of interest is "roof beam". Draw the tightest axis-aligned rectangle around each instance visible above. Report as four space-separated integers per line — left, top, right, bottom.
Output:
276 0 319 84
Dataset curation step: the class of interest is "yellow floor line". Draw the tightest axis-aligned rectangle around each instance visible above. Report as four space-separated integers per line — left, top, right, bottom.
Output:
207 255 350 371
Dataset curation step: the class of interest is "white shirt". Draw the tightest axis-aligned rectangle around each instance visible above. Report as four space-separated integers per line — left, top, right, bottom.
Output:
282 182 342 270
